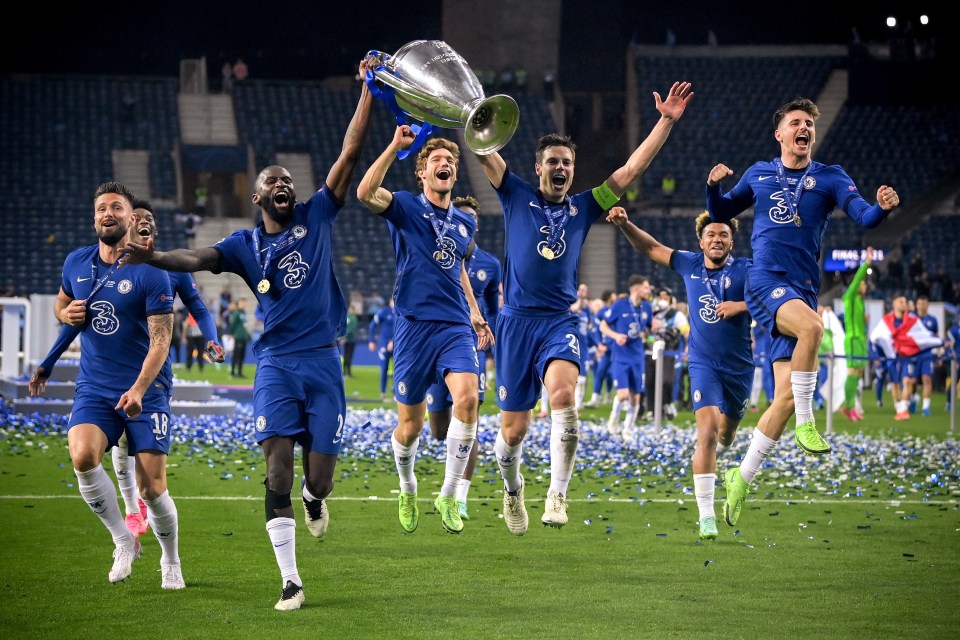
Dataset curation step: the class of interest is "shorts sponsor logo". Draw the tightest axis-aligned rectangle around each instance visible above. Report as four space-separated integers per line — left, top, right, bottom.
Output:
693 389 702 402
771 287 786 299
498 386 507 401
397 381 407 396
256 415 267 431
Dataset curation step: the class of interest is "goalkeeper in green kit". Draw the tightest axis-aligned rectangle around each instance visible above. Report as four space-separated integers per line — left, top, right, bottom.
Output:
841 247 874 421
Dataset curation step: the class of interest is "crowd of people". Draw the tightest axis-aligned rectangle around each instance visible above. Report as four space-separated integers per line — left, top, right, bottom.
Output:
32 50 960 616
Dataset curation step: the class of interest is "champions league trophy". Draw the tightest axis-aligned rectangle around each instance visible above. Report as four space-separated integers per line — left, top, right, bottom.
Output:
364 40 520 157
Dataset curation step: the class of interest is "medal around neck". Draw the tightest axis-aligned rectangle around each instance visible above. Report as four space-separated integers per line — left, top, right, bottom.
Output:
540 246 555 260
257 279 271 294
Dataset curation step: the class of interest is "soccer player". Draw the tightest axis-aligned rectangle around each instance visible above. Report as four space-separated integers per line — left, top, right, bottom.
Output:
29 182 180 588
840 247 875 421
30 199 225 542
120 200 223 538
122 61 374 610
424 195 502 520
883 295 915 420
367 297 396 401
600 275 653 440
913 295 939 416
472 81 693 534
357 128 494 536
584 290 617 407
608 208 752 538
947 317 960 411
706 97 899 526
572 283 595 409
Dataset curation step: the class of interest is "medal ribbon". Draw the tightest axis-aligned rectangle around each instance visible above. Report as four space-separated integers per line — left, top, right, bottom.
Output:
773 158 810 226
418 194 452 254
252 226 296 287
536 191 572 251
87 253 124 301
701 257 733 304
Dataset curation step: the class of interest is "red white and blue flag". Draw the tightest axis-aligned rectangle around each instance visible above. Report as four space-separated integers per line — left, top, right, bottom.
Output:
870 312 942 359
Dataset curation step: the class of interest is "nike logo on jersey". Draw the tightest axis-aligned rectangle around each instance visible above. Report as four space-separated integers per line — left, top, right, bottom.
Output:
689 274 700 279
758 175 775 181
528 201 542 209
77 277 91 282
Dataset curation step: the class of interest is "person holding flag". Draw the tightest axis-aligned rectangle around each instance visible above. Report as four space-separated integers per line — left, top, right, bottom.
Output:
870 294 943 420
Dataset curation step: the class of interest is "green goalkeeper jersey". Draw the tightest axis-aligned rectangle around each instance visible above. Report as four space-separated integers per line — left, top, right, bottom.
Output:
842 261 870 340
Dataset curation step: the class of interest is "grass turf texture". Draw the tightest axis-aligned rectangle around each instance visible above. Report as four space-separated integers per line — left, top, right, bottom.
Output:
1 364 958 639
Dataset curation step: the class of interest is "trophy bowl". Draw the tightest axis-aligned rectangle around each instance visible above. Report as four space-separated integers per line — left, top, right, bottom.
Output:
366 40 520 155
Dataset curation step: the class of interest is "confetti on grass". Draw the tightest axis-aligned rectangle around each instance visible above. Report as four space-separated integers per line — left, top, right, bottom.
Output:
1 400 957 510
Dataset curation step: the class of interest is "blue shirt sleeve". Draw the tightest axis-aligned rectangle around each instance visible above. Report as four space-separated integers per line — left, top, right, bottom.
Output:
39 323 81 374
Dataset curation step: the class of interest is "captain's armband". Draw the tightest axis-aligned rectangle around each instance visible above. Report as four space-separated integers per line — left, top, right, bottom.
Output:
592 182 621 210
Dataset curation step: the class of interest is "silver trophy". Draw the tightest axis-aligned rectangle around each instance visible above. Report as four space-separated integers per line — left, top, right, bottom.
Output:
365 40 519 155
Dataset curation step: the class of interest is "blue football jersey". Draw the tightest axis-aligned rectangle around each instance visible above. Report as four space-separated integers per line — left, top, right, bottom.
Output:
214 188 346 357
61 245 173 393
494 169 604 314
603 297 651 361
707 159 890 293
671 250 753 373
380 191 476 324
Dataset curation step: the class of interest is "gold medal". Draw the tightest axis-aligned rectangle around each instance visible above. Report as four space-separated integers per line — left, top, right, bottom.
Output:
257 279 271 293
433 251 443 262
793 214 802 227
541 246 555 260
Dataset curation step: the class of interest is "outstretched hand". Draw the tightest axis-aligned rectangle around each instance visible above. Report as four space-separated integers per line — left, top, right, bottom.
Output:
120 236 155 266
653 81 694 121
606 206 629 226
28 366 49 397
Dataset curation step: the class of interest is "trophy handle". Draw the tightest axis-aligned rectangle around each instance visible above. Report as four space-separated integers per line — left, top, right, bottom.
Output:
364 59 435 160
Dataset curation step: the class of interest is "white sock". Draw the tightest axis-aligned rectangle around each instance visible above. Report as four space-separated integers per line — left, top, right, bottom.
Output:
391 432 419 495
455 477 472 503
575 376 586 410
266 517 301 587
922 397 931 410
75 465 133 546
441 418 477 497
609 397 624 424
791 370 817 425
623 401 640 429
145 490 180 565
739 428 778 483
494 430 523 493
896 399 908 413
548 407 579 496
112 446 140 515
693 473 716 519
750 368 763 406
